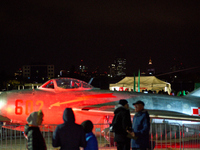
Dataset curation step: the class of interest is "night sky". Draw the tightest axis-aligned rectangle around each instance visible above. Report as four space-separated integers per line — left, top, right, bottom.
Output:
1 0 199 75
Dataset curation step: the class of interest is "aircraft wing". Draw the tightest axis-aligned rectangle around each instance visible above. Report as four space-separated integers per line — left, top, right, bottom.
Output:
145 110 200 122
0 115 10 122
78 104 200 122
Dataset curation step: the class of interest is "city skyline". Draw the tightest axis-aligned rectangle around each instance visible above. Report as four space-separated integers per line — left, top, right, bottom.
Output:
1 1 199 75
13 56 198 79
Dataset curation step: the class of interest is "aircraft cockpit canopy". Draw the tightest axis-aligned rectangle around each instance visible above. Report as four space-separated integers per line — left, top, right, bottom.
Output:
44 80 54 89
56 78 93 89
39 78 93 90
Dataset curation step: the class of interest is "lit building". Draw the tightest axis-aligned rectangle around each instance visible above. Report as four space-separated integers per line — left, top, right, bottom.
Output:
116 58 126 76
109 57 126 77
78 60 88 73
14 68 23 79
23 64 54 81
146 57 155 75
108 63 116 77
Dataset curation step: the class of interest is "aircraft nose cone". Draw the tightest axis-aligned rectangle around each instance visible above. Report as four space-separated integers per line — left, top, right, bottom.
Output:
0 92 7 113
0 92 10 122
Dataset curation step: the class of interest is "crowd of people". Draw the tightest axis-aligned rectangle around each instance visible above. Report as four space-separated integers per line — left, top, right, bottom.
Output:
24 99 151 150
142 89 189 96
24 108 98 150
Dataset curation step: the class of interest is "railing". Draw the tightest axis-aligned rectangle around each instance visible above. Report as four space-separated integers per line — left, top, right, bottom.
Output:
0 123 200 150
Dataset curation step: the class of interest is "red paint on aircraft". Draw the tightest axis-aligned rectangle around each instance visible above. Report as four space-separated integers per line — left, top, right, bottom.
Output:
0 78 132 126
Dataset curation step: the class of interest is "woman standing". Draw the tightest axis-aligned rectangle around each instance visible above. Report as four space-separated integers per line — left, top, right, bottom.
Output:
24 110 47 150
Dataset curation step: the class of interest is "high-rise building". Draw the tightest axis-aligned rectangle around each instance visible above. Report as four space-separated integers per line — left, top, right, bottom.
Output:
109 63 116 77
146 57 155 75
116 58 126 76
14 68 23 78
23 64 54 81
79 60 88 73
109 57 126 77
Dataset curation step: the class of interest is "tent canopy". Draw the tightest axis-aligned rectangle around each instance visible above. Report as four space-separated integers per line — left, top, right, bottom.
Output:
109 76 171 94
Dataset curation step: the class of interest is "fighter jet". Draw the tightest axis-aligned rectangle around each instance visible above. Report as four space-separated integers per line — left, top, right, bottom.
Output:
0 77 200 128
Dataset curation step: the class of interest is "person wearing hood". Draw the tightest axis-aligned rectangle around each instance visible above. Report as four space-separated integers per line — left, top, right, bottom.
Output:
111 99 132 150
128 100 150 150
52 108 86 150
24 110 47 150
81 120 98 150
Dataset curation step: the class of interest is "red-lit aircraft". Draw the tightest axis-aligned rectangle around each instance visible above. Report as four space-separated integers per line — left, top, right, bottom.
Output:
1 77 200 129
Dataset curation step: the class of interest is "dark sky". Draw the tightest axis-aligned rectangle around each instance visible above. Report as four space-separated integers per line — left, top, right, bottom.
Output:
1 0 199 75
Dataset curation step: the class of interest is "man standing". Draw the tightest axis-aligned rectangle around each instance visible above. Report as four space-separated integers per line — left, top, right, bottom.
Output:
111 99 132 150
52 108 86 150
130 100 150 150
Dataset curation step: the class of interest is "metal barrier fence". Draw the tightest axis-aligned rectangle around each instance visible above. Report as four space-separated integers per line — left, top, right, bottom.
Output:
1 123 200 150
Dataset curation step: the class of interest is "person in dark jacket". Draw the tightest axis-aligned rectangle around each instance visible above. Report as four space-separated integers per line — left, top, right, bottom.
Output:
24 110 47 150
81 120 98 150
52 108 87 150
111 99 132 150
129 100 150 150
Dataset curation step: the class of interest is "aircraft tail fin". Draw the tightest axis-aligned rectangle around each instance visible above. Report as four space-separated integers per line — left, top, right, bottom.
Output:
187 87 200 97
88 78 94 85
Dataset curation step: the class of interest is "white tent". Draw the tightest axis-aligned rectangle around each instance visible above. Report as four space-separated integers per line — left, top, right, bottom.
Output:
109 76 171 94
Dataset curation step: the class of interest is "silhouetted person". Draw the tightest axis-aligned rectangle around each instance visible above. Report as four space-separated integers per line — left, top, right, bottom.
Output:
52 108 86 150
111 99 132 150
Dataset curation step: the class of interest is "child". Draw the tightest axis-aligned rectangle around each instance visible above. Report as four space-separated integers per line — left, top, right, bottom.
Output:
81 120 98 150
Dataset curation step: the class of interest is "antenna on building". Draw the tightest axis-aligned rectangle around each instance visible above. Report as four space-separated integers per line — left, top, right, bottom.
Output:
149 57 152 65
